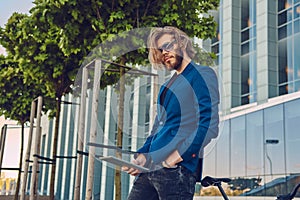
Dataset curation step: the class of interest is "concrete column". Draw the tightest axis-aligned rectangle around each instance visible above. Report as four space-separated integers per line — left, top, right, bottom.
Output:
222 0 241 111
256 0 278 103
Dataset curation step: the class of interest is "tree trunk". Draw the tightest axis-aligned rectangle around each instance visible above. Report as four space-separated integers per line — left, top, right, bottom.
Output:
115 63 125 200
14 122 24 200
50 97 62 200
20 100 37 200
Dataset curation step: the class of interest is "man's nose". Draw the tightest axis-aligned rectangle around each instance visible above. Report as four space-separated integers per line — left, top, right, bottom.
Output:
161 49 169 54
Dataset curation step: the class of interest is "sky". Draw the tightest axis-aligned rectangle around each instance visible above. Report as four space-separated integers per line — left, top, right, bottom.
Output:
0 0 34 55
0 117 29 178
0 0 34 27
0 0 33 178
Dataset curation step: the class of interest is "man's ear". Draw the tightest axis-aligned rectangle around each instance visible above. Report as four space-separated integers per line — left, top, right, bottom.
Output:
179 39 187 48
179 35 187 47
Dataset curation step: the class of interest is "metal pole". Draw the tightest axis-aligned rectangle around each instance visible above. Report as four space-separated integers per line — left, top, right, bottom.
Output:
115 63 125 200
85 60 102 199
216 183 229 200
0 124 7 174
20 100 37 200
74 66 88 200
29 96 43 200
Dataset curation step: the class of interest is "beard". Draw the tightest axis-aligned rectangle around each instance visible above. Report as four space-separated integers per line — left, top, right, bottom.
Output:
163 49 183 71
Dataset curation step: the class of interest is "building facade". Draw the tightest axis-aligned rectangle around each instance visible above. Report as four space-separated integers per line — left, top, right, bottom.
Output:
24 0 300 199
201 0 300 197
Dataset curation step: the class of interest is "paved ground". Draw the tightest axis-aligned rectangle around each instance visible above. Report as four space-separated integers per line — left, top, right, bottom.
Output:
194 196 300 200
0 196 50 200
1 195 299 200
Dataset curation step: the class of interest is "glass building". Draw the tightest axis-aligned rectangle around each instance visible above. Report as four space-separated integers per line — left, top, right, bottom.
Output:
200 0 300 198
24 0 300 199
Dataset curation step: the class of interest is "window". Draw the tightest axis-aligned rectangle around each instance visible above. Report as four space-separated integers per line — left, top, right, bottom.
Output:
285 99 300 173
294 4 300 18
246 111 264 176
278 1 300 95
216 120 230 177
240 0 256 106
231 116 246 177
241 0 250 29
264 105 285 178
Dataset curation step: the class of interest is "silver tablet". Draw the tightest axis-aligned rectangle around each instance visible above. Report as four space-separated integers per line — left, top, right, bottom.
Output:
99 156 150 172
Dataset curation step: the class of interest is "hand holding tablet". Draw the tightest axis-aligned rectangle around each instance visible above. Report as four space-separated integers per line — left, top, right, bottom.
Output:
99 155 149 173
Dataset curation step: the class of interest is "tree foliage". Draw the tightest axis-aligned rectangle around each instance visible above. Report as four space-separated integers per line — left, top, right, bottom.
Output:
0 0 220 117
0 54 46 200
38 0 219 64
0 53 51 123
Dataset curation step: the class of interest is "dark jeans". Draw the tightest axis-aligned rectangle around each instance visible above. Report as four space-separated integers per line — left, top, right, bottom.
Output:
127 166 196 200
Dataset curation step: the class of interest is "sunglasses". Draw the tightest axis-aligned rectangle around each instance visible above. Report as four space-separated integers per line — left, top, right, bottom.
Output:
158 40 176 53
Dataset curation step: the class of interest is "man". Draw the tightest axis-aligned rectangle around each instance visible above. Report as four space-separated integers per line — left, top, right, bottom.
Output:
123 26 220 200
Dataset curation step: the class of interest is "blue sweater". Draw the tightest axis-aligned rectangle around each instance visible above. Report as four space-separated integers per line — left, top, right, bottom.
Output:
137 61 220 173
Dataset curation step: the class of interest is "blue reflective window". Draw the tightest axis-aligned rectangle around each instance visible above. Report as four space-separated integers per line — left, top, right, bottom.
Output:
241 55 250 95
287 22 293 36
264 105 285 177
278 9 293 27
278 1 286 11
279 0 293 11
295 5 300 18
250 25 256 38
250 38 256 51
287 8 293 21
231 116 246 177
278 11 287 26
294 34 300 80
241 0 250 29
241 29 249 42
295 80 300 91
278 40 288 84
295 19 300 33
279 84 288 95
278 26 287 40
241 42 249 55
246 111 264 176
287 38 294 87
250 0 256 25
203 143 216 176
285 99 300 173
216 120 230 177
241 95 249 105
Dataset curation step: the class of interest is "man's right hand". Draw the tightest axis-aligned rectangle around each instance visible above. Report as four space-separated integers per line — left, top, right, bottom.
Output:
122 154 147 176
164 150 183 167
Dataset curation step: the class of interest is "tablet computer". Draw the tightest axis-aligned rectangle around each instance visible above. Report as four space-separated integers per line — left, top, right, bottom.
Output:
99 156 150 172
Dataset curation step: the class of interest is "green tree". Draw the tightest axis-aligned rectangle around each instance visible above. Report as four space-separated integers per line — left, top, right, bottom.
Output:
0 55 47 200
0 10 77 199
0 56 27 200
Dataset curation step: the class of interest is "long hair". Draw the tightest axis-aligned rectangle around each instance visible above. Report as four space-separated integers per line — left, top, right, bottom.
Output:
147 26 196 69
